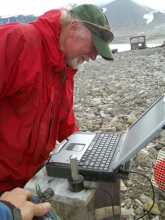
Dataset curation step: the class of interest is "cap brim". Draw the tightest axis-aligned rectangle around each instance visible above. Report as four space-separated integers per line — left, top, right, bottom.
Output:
91 32 114 60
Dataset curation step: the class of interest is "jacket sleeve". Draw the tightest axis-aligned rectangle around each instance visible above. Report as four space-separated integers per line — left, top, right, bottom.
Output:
57 96 80 142
0 201 22 220
0 202 13 220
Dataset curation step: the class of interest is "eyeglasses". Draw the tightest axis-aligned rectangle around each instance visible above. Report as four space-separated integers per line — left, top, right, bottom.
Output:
100 29 114 43
81 20 114 43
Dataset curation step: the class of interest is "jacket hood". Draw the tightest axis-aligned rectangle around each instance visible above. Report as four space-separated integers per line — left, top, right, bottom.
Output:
30 9 65 67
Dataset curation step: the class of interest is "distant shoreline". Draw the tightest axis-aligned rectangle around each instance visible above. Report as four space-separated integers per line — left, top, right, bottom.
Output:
112 37 165 45
109 43 163 53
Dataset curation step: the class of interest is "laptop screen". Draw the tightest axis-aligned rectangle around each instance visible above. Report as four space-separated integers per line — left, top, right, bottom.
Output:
114 94 165 168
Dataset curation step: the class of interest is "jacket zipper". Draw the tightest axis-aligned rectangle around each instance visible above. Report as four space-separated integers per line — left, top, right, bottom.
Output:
58 65 66 122
13 180 17 188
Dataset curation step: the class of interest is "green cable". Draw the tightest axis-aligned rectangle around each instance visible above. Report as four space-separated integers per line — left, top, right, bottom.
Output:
35 182 42 197
35 183 61 220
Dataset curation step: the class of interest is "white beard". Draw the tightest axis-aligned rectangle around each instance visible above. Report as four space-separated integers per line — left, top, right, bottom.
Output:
69 57 84 70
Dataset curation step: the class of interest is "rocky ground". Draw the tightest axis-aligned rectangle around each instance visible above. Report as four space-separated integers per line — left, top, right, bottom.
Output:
73 46 165 219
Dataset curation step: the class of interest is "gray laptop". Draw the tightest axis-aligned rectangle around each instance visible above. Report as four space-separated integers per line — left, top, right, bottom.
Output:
46 94 165 182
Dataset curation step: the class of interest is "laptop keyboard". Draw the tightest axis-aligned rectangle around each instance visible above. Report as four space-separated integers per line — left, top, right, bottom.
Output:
78 133 121 171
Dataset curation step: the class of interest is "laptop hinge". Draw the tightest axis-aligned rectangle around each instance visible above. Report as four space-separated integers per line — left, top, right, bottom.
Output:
116 157 134 180
162 125 165 130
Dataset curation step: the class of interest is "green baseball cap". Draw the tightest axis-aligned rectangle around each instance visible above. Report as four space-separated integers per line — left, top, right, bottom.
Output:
69 4 114 60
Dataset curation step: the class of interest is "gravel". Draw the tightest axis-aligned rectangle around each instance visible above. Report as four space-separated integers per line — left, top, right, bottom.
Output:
73 46 165 219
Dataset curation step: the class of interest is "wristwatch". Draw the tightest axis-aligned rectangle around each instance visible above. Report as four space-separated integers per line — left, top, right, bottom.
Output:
0 200 22 220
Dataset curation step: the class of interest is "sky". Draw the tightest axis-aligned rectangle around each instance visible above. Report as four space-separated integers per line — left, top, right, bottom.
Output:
0 0 165 17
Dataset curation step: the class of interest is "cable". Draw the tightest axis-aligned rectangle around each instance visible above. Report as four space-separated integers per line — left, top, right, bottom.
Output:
84 169 155 220
119 170 155 220
83 185 117 220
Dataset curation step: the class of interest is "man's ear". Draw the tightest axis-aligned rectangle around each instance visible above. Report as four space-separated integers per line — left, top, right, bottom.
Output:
69 20 80 38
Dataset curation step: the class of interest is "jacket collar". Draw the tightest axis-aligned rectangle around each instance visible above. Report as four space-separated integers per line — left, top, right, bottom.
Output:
30 9 65 68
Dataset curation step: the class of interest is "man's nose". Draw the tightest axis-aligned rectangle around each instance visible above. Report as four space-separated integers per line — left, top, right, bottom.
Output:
89 48 98 60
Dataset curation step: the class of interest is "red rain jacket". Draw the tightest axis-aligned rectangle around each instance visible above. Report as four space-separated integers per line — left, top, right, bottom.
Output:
0 9 79 191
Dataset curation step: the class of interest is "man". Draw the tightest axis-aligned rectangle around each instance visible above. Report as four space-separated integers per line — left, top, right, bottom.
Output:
0 4 114 192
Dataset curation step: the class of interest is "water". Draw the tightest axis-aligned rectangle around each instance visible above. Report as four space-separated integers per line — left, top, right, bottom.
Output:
110 43 162 52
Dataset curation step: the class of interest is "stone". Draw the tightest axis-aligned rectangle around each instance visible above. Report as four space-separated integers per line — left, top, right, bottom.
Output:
116 123 123 131
84 113 95 119
90 98 102 106
159 200 165 206
151 216 159 220
127 116 137 125
143 201 161 215
125 199 132 209
110 116 119 123
100 125 116 132
121 180 127 191
155 144 162 150
140 194 151 203
134 206 144 216
132 204 138 210
161 210 165 217
121 208 135 218
125 180 133 187
135 199 143 206
158 203 165 212
99 111 106 118
146 143 158 149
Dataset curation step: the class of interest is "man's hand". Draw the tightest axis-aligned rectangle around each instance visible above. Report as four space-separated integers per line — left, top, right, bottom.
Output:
0 187 51 220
